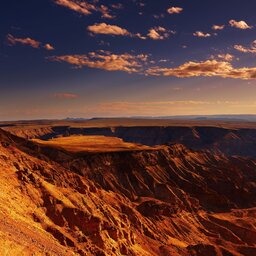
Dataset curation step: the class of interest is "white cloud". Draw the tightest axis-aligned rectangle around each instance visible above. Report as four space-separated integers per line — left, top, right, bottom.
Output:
87 23 130 36
212 25 225 30
193 31 211 38
229 20 253 29
44 43 55 51
147 27 175 40
234 40 256 53
167 7 183 14
216 54 234 61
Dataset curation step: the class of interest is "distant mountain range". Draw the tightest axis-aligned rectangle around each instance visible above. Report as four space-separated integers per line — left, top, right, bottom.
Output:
1 115 256 124
88 115 256 122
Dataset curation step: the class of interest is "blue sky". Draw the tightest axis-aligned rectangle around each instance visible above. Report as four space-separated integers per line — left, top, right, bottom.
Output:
1 0 256 120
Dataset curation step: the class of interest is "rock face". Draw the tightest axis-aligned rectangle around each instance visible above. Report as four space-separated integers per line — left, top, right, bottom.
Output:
5 125 256 157
0 128 256 255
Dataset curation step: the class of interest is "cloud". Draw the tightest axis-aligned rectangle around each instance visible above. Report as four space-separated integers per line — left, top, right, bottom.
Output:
159 59 169 63
54 93 79 99
111 3 124 10
48 50 149 73
54 0 94 15
153 14 165 19
98 5 115 19
167 7 183 14
91 100 247 116
212 24 225 30
53 0 114 19
210 53 234 62
50 49 256 80
234 40 256 53
216 54 234 61
44 43 55 51
7 34 41 48
193 31 211 38
87 23 172 40
145 60 256 80
147 26 175 40
229 20 253 29
135 33 147 40
87 23 130 36
7 34 54 50
93 101 210 115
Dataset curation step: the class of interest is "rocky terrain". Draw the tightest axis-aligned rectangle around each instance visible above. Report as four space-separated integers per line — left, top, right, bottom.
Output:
0 127 256 255
5 125 256 157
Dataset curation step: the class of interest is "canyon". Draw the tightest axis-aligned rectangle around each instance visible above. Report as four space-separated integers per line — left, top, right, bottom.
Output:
0 121 256 255
4 123 256 157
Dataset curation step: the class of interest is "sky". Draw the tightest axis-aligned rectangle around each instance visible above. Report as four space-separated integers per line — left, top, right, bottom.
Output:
1 0 256 120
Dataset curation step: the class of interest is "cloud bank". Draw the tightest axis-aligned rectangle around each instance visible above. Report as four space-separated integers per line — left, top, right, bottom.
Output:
146 60 256 80
49 51 149 73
